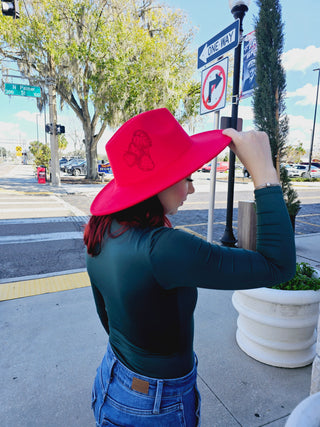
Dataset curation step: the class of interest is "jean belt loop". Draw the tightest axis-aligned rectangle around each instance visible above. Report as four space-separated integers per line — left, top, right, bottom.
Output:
103 355 117 396
98 354 117 422
152 380 164 415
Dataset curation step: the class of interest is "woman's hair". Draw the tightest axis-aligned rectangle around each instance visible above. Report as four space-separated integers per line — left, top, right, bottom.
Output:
84 195 171 256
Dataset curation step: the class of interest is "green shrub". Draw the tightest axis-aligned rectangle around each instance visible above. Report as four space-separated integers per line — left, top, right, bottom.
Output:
290 177 320 182
272 262 320 291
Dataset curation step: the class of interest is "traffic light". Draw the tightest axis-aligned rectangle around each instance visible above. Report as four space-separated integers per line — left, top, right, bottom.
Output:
56 124 65 134
45 123 65 134
45 123 53 134
1 0 19 18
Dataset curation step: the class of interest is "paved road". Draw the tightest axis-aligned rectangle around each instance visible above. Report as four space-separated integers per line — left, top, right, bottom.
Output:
1 163 320 283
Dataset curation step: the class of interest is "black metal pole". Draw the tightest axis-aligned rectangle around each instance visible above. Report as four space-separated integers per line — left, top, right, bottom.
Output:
308 68 320 173
221 5 248 247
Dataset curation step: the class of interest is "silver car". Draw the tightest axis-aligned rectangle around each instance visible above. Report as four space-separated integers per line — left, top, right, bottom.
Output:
288 164 320 178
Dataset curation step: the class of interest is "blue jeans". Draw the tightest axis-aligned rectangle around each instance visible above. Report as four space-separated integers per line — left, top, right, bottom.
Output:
91 343 201 426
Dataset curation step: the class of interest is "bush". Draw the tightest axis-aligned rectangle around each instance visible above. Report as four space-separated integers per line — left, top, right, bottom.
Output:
290 177 320 182
272 262 320 291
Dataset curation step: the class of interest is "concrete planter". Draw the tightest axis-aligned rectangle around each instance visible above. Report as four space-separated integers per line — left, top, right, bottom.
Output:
232 284 320 368
285 391 320 426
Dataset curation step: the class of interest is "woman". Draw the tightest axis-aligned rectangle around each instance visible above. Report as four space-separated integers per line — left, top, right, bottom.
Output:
84 108 295 426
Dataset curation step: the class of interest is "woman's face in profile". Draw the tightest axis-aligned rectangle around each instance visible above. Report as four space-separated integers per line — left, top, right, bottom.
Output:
158 176 195 215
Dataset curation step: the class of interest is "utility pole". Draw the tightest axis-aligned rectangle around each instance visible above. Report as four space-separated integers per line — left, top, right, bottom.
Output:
309 68 320 173
48 81 60 186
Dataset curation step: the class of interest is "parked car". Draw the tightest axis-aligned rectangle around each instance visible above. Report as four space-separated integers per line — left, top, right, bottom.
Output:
68 160 87 176
288 164 320 178
201 161 229 173
59 157 69 167
66 158 85 174
61 158 85 172
285 164 299 177
301 161 320 169
308 166 320 178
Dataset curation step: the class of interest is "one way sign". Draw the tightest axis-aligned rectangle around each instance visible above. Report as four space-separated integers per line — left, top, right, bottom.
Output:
197 20 239 69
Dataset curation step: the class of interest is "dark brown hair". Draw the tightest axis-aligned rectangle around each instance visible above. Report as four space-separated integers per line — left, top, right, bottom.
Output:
84 195 171 256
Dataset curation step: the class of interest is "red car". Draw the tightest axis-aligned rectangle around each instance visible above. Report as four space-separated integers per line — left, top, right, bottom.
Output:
201 161 229 173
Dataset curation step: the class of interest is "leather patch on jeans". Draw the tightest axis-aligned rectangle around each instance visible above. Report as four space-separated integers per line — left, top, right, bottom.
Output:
131 377 149 394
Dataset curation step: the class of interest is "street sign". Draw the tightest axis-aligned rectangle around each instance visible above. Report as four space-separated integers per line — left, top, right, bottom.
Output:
197 20 239 69
16 146 22 156
98 163 112 174
200 57 229 115
4 83 41 98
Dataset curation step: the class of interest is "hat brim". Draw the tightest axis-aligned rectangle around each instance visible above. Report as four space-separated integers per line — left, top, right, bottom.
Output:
91 129 231 215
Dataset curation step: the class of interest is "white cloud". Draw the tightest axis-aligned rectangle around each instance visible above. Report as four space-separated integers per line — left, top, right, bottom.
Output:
283 46 320 72
238 105 254 121
287 83 319 106
98 128 114 155
287 114 318 150
0 121 28 149
15 110 42 123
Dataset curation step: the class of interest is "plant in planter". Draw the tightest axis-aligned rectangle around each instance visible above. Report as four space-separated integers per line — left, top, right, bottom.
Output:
272 262 320 291
232 262 320 368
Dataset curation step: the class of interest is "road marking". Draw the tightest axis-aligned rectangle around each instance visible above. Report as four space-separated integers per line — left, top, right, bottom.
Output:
298 213 320 217
0 201 58 205
0 231 84 245
0 216 88 225
0 271 90 301
57 194 88 216
175 226 207 240
0 188 53 195
296 219 320 228
0 207 74 213
0 268 87 284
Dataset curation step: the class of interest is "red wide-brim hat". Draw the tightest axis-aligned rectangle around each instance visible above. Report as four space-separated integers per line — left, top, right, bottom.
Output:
91 108 231 216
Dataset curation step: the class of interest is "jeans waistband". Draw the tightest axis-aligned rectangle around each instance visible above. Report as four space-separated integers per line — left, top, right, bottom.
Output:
103 342 197 398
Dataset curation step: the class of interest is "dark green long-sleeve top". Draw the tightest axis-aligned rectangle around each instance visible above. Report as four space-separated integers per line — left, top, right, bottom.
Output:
86 187 296 379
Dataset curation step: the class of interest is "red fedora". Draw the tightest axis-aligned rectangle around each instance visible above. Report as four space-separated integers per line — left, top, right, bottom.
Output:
91 108 231 215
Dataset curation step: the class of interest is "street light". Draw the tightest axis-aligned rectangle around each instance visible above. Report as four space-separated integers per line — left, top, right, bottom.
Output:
308 68 320 173
221 0 250 247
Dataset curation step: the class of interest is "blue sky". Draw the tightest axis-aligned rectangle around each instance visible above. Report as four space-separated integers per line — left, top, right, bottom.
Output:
1 0 320 158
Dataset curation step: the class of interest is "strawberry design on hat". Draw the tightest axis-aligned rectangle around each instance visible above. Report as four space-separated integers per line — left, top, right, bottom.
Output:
124 130 155 171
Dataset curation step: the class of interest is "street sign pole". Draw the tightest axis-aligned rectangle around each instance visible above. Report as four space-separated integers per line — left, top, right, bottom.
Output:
48 82 60 186
221 6 248 247
207 110 220 243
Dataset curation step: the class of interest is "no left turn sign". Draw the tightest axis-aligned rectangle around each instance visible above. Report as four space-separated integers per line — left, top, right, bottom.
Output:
200 57 229 115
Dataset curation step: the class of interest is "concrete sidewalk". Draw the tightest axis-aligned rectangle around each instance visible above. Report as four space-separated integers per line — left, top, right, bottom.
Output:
1 164 320 426
0 233 319 427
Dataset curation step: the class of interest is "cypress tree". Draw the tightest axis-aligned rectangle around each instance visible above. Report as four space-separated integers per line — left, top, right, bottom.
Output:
253 0 288 169
253 0 300 224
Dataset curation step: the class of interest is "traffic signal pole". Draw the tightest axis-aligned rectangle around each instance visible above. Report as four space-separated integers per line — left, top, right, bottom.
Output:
48 82 60 186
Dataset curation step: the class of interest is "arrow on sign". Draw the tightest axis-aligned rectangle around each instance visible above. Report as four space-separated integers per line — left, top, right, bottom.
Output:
197 20 239 69
208 74 222 103
199 44 209 64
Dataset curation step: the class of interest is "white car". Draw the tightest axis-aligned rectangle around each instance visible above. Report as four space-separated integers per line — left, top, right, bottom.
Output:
287 164 320 178
285 164 299 177
309 165 320 178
